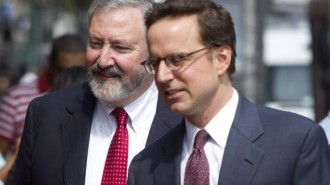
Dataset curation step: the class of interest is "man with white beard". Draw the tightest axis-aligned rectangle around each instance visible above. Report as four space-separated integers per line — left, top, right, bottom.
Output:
14 1 182 185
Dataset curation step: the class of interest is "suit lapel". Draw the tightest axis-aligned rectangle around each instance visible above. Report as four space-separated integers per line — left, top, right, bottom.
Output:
154 123 185 185
61 84 97 185
218 95 265 185
150 95 264 185
146 98 183 147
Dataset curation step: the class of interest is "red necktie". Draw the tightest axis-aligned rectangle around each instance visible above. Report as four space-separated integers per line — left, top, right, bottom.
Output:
184 129 210 185
101 107 129 185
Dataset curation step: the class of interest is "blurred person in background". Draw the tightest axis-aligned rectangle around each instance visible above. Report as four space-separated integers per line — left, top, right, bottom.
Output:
14 0 182 185
51 66 87 91
0 33 86 184
0 138 18 185
0 67 12 185
3 66 87 185
0 70 11 98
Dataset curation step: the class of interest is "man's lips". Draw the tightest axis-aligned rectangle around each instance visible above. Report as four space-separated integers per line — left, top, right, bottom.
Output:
166 89 181 95
164 88 184 99
95 71 120 78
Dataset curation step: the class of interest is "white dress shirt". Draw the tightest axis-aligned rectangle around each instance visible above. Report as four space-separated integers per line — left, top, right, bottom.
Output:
85 82 158 185
180 89 239 185
319 110 330 145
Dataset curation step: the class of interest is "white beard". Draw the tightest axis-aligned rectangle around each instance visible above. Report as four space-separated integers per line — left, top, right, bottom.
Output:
87 65 149 103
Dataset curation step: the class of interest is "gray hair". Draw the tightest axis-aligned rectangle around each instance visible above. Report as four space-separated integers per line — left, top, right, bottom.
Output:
87 0 153 27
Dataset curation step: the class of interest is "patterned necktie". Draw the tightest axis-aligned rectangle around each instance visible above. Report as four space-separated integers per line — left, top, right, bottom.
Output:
184 129 210 185
101 107 129 185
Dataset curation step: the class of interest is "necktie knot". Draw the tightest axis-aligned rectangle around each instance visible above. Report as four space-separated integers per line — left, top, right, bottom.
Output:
112 107 128 127
194 129 210 150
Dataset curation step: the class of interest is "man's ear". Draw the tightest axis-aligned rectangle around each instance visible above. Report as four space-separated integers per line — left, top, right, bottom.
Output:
214 45 232 75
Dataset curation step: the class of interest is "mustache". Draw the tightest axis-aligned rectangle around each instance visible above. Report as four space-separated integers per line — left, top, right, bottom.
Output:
90 64 124 78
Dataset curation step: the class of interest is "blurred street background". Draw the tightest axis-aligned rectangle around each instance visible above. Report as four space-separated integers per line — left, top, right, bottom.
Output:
0 0 329 121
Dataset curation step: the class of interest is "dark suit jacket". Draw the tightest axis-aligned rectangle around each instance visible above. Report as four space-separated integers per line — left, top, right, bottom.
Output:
127 95 330 185
14 82 182 185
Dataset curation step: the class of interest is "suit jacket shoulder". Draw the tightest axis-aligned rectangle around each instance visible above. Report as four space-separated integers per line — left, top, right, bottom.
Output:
128 123 185 185
221 95 330 185
15 82 97 185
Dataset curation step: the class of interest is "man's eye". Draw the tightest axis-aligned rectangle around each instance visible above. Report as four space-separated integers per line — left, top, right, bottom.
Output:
168 55 184 65
113 46 131 53
89 41 102 49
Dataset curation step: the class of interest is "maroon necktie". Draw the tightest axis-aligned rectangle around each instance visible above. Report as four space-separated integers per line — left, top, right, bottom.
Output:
101 107 129 185
184 129 210 185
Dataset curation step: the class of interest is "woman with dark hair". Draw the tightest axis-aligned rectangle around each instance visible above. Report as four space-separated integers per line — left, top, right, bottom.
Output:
51 66 87 91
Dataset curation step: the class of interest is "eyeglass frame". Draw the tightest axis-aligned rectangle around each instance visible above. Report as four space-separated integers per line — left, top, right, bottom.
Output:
141 46 215 75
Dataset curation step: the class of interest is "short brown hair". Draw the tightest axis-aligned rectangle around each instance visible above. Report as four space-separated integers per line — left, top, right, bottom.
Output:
146 0 237 75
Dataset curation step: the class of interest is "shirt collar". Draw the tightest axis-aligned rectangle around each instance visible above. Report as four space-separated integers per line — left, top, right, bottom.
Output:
185 89 239 150
98 82 158 131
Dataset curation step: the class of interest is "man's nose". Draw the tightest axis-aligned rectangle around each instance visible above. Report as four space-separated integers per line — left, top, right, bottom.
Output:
97 45 116 68
156 60 174 84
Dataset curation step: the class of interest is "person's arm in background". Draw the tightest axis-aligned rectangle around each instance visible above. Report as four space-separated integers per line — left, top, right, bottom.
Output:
0 139 10 158
0 138 20 185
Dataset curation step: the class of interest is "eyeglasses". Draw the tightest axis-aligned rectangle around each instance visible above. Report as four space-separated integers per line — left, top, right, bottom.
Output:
141 46 212 75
